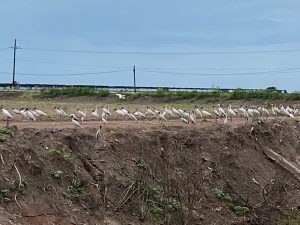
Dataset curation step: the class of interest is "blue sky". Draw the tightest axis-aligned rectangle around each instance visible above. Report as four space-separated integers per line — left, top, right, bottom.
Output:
1 0 300 91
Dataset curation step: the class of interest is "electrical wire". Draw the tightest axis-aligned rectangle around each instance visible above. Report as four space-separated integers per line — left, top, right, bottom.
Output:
21 47 300 55
0 69 131 77
15 58 130 69
137 68 300 76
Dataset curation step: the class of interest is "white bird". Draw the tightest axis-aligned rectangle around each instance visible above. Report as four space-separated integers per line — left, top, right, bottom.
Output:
228 105 236 117
20 108 28 118
116 93 126 99
26 108 36 122
134 110 146 118
177 108 184 115
212 106 221 122
91 107 99 118
70 114 81 131
77 108 86 118
181 111 190 118
0 106 13 126
128 112 138 121
180 117 189 124
115 108 126 117
201 107 212 117
218 104 226 117
34 108 47 117
12 108 21 115
30 109 40 118
172 106 181 117
120 107 129 116
102 106 112 116
189 112 196 125
145 106 156 116
163 106 173 117
194 106 203 118
54 106 67 117
96 125 102 140
69 113 78 120
158 112 167 122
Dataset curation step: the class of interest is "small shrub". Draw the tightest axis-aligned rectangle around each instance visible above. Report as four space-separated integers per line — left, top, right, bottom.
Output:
149 200 164 218
51 170 64 178
0 189 11 203
138 182 164 197
0 136 7 143
0 128 15 137
234 205 249 215
212 187 232 202
212 187 225 199
17 180 28 193
66 179 85 199
48 148 74 165
167 198 182 211
132 157 146 170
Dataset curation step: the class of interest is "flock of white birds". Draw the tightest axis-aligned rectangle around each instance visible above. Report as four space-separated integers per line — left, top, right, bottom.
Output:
0 103 299 130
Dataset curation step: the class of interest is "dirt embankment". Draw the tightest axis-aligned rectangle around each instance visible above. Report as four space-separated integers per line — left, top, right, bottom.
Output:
0 121 299 225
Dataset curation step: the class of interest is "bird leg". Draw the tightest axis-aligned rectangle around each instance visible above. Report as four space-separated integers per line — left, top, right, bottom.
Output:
6 119 9 127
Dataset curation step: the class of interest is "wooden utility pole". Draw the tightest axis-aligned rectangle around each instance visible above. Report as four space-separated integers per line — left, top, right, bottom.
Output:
12 39 17 88
133 65 136 93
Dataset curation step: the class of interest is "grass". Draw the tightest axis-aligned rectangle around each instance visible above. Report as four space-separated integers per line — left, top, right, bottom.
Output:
66 179 86 199
0 189 11 203
132 157 147 170
0 128 15 137
212 187 232 202
234 205 249 215
40 87 110 97
212 187 250 216
4 86 300 101
48 148 74 166
148 200 164 218
51 170 65 178
0 128 15 143
124 87 300 101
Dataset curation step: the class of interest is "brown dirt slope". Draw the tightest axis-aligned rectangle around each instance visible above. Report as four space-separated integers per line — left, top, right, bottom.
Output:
0 121 299 225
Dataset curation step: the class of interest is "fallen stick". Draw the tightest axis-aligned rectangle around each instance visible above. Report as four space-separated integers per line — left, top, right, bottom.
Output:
14 164 22 188
0 154 5 165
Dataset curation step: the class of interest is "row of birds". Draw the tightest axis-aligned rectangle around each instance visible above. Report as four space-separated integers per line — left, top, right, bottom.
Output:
1 104 299 129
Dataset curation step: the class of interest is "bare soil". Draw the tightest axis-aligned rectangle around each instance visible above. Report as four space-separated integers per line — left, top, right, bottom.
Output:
0 119 299 225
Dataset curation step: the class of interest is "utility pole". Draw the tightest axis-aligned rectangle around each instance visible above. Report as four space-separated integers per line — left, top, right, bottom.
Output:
12 39 17 89
133 65 136 93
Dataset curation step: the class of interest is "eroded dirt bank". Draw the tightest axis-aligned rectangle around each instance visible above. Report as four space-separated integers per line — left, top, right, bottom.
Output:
0 121 299 225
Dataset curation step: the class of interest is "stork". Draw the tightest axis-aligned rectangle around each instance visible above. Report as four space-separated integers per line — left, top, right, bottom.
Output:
0 106 13 127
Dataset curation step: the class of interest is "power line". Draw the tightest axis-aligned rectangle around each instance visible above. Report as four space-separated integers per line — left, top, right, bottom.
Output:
21 47 300 55
138 66 300 71
0 69 131 77
0 67 299 77
8 58 300 71
15 58 129 69
0 47 9 51
137 68 300 76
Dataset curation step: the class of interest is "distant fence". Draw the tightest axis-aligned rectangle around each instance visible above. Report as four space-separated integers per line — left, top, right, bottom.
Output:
0 83 287 93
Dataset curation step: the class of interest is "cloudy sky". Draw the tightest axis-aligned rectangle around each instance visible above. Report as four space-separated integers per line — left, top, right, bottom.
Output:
0 0 300 91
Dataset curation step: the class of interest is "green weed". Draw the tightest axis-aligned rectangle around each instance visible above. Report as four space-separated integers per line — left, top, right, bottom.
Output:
48 148 74 165
234 205 249 215
0 189 11 203
51 170 64 178
66 179 85 199
148 200 164 218
0 128 15 137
